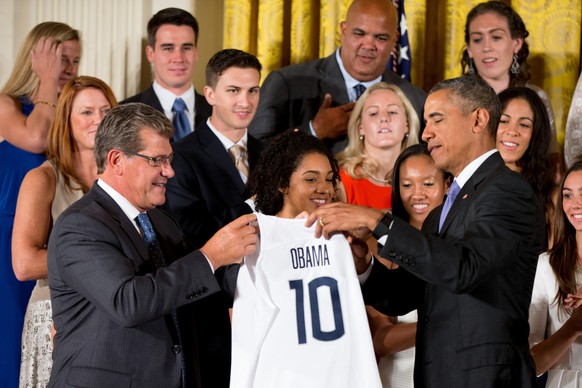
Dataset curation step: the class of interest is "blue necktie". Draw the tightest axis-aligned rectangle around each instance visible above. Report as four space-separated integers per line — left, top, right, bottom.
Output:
135 213 185 385
136 213 166 268
439 180 460 232
172 98 191 141
354 84 366 100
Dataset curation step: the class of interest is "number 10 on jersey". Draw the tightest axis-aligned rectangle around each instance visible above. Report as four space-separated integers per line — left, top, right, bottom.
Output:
289 276 345 344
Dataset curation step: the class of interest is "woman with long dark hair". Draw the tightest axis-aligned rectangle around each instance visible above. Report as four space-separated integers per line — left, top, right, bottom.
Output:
528 160 582 387
497 86 555 245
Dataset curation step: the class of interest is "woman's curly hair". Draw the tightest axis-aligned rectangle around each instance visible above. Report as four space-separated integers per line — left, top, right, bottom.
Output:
248 130 340 215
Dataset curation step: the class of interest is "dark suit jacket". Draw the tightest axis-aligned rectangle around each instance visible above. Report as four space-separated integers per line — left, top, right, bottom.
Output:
248 50 427 154
122 85 212 134
47 183 238 388
163 121 263 388
363 152 545 388
165 121 264 248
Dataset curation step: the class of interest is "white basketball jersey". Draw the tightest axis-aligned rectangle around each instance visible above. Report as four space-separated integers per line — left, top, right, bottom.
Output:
230 213 381 388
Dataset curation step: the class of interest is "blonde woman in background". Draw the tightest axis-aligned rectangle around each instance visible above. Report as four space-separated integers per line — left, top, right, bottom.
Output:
0 22 80 387
336 82 419 210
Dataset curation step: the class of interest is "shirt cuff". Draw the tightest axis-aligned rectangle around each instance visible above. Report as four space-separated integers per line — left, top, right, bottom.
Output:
308 120 318 138
200 252 215 274
244 197 256 212
357 255 374 285
372 213 393 249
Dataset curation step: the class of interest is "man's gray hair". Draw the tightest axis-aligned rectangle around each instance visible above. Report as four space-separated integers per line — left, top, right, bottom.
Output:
94 103 173 173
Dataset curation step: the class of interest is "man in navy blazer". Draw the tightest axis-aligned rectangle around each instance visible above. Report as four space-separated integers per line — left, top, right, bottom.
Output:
122 8 211 140
164 49 264 388
249 0 426 154
307 76 545 387
47 103 257 388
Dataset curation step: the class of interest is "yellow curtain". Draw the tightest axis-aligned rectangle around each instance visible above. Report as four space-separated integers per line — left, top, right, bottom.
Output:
224 0 350 80
513 0 582 145
405 1 427 87
224 0 582 147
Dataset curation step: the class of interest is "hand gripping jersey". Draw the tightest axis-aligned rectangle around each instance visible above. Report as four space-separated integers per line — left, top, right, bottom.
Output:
230 213 381 388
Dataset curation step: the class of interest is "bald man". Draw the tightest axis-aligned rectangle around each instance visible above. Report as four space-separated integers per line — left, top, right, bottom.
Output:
249 0 426 154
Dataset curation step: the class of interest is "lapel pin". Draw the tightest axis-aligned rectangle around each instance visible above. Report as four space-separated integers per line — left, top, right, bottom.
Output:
462 194 468 199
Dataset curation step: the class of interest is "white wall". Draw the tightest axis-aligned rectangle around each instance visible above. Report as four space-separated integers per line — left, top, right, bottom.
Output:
0 0 223 100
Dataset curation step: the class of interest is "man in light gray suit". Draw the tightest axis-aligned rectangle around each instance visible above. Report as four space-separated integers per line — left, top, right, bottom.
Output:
47 103 257 388
249 0 426 154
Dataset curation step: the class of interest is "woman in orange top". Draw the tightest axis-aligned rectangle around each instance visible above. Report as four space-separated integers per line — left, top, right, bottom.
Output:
336 82 420 211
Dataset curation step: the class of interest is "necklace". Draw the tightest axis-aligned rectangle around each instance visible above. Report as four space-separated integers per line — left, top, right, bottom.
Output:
361 165 391 184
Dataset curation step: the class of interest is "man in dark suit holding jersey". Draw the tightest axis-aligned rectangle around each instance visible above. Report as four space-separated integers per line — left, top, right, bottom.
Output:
47 103 257 388
308 75 545 387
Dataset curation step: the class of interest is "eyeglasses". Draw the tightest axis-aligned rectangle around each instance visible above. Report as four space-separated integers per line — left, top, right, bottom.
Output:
125 151 174 167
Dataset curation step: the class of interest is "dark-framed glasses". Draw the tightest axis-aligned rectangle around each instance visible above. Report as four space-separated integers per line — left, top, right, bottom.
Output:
125 151 174 167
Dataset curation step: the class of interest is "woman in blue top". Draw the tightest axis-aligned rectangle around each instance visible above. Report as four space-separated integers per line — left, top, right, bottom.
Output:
0 22 80 387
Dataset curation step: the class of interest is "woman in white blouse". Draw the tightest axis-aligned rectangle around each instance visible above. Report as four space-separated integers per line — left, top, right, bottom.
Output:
529 160 582 387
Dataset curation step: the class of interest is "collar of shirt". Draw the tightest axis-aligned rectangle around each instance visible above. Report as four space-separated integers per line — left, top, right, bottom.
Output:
206 118 248 151
98 178 216 273
335 49 382 102
454 149 498 189
97 178 142 233
152 81 195 128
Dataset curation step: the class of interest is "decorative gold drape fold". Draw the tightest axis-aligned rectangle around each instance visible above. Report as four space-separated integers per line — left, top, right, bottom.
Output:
513 0 581 145
224 0 582 146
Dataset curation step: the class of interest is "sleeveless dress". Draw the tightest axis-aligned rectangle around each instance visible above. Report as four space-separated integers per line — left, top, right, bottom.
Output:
340 169 392 210
19 160 83 388
0 98 46 387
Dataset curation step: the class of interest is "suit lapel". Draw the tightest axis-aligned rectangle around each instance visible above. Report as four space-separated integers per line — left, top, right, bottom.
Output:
439 152 504 235
90 183 150 262
140 86 164 113
197 122 247 195
318 54 350 105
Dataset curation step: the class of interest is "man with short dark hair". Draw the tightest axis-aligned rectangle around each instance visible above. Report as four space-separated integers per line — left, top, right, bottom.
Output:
308 75 545 387
122 8 211 141
47 103 257 388
164 49 264 388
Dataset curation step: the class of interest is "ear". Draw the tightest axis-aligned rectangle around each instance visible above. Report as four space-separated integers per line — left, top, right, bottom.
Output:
204 85 215 106
145 45 155 64
358 124 365 136
340 21 348 38
466 45 474 59
513 37 524 54
472 108 490 134
108 149 125 176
